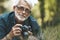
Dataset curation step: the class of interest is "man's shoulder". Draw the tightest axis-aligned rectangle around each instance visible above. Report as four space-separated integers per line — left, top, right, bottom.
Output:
29 16 40 34
29 16 37 22
28 16 39 27
0 12 14 20
0 12 14 23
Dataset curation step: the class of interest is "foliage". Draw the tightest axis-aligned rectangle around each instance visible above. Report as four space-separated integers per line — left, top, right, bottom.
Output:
0 0 60 40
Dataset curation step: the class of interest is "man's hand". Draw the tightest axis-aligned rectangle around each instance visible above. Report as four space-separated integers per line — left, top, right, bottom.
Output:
1 24 23 40
28 31 33 35
10 24 22 37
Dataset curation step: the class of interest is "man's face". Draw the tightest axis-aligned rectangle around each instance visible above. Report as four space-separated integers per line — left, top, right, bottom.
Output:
13 0 31 21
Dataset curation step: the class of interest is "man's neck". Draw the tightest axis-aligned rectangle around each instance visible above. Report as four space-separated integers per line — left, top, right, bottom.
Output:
15 16 24 24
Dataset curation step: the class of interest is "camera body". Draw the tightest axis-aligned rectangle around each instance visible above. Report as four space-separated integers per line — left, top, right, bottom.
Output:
20 25 31 37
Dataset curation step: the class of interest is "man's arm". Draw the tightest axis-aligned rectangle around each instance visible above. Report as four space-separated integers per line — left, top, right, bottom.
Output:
29 16 43 40
0 17 13 40
0 24 24 40
1 33 12 40
28 27 43 40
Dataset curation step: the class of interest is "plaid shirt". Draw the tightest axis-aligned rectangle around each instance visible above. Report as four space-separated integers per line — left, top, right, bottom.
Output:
0 12 41 40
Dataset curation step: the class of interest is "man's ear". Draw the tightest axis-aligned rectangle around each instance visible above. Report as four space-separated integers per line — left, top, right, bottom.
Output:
13 6 16 11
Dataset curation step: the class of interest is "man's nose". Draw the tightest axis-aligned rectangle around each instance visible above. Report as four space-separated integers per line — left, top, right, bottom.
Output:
22 10 26 13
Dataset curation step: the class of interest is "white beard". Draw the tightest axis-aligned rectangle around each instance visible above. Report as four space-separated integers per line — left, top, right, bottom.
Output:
15 12 29 21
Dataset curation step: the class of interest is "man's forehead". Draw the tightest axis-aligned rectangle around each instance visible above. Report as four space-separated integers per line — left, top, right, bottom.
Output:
17 0 31 9
12 0 38 9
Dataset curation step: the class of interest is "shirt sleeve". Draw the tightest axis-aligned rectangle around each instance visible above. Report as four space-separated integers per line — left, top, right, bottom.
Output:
29 16 43 40
0 17 7 39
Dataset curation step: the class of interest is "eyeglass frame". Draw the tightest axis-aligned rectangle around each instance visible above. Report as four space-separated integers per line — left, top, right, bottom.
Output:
15 6 31 14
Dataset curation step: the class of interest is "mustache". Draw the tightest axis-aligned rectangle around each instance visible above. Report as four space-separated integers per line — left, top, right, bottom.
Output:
18 14 30 18
18 13 26 18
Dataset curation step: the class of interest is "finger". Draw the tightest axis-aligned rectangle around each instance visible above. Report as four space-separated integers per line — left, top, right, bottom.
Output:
12 27 22 31
14 33 21 36
13 31 21 36
28 31 33 35
14 24 22 27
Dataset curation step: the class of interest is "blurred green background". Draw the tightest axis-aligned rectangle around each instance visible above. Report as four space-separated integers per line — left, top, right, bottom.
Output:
0 0 60 40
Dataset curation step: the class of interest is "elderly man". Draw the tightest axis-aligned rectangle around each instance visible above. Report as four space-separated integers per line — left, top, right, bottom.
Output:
0 0 42 40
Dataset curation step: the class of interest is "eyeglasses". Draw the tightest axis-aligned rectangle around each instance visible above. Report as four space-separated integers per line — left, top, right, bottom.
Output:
16 6 31 14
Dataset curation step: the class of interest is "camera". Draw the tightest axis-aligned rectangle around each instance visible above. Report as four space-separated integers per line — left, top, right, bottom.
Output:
20 25 31 37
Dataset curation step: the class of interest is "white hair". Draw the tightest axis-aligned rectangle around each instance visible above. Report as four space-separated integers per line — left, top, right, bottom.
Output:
11 0 38 8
